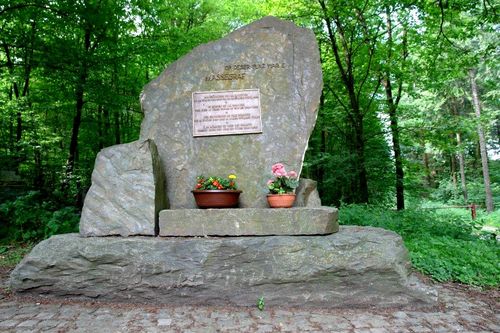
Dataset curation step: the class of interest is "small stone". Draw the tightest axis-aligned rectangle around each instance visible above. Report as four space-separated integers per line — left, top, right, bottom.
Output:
158 318 172 326
393 311 408 319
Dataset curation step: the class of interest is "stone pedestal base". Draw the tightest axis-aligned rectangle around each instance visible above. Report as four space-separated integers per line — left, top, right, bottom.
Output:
10 226 437 308
159 207 338 236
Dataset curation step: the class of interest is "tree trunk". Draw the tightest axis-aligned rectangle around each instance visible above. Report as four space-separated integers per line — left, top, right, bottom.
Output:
383 82 405 209
469 68 494 212
318 0 370 204
4 44 22 159
456 132 468 203
450 153 457 190
33 145 43 188
318 91 326 186
382 6 405 210
66 27 91 179
97 105 104 150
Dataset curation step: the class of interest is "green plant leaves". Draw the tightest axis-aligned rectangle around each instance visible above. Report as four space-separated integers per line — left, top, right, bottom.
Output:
340 204 499 287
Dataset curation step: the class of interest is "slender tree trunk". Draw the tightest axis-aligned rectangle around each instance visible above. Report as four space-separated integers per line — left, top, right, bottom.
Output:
382 6 406 210
383 83 405 209
4 44 22 156
318 91 326 186
33 145 43 188
451 100 468 203
469 68 494 212
318 0 370 204
97 105 104 150
66 27 91 179
450 154 457 190
456 132 468 203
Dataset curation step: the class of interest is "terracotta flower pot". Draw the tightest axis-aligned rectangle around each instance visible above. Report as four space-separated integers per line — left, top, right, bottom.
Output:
192 190 242 208
266 193 296 208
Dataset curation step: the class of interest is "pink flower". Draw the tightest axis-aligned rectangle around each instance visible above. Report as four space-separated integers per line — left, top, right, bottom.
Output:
272 163 284 172
272 163 287 177
267 179 274 185
287 171 297 178
275 169 287 176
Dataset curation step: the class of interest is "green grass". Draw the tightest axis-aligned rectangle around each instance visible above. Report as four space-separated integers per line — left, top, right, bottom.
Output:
339 204 500 288
0 243 34 268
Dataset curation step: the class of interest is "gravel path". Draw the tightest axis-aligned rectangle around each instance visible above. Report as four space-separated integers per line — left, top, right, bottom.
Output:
0 270 498 333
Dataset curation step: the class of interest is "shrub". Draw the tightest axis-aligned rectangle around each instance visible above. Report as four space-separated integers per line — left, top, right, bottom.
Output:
339 204 499 287
0 191 79 242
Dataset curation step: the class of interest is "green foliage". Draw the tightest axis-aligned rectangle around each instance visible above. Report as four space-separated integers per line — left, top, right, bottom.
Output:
0 242 34 268
257 296 265 311
267 176 299 195
0 191 80 242
339 205 499 287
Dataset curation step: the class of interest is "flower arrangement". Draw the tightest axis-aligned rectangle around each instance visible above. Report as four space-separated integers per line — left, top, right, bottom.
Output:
267 163 299 194
195 174 238 190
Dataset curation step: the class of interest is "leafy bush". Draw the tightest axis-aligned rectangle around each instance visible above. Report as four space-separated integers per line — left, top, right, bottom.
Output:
339 204 499 287
0 191 80 242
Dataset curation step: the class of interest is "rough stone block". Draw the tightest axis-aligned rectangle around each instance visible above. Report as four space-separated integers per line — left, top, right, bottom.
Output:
294 178 321 207
10 227 437 308
79 139 168 236
158 207 338 236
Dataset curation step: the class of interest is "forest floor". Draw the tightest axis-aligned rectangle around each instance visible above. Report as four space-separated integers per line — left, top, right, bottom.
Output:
0 267 498 332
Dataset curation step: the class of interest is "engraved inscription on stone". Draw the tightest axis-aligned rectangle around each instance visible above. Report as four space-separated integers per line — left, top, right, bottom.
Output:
192 89 262 137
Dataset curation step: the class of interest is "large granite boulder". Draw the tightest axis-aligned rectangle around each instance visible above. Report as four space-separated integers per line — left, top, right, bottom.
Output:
79 139 168 236
10 227 437 308
140 16 323 208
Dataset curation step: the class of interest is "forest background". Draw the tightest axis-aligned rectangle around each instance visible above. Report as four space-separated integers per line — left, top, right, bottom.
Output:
0 0 498 287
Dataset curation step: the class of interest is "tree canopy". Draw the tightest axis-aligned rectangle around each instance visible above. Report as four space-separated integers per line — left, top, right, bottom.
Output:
0 0 498 215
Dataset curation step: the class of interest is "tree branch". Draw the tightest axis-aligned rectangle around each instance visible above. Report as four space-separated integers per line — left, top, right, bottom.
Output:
326 83 349 114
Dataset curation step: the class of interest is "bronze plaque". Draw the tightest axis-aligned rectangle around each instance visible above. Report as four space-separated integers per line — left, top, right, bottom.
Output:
192 89 262 137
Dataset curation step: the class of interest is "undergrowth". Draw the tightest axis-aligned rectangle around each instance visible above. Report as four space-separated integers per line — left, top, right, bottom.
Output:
339 204 499 288
0 191 80 242
0 242 34 268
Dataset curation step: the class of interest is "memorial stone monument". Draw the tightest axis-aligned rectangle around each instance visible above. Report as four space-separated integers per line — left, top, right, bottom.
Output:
10 17 437 308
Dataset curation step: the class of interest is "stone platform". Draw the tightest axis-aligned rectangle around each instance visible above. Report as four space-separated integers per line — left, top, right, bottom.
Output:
10 226 437 308
159 207 338 236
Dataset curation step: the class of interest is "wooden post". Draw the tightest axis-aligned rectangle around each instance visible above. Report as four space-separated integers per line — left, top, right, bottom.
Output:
470 204 477 220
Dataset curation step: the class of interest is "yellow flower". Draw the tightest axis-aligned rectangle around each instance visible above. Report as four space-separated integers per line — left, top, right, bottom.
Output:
228 174 237 179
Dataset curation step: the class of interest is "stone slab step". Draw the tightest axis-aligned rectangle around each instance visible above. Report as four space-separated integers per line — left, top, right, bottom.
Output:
10 227 437 308
158 207 338 236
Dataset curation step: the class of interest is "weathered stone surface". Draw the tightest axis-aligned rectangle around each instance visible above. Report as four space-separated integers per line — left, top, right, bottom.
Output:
79 139 168 236
10 227 437 308
294 178 322 207
158 207 338 236
140 16 323 208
